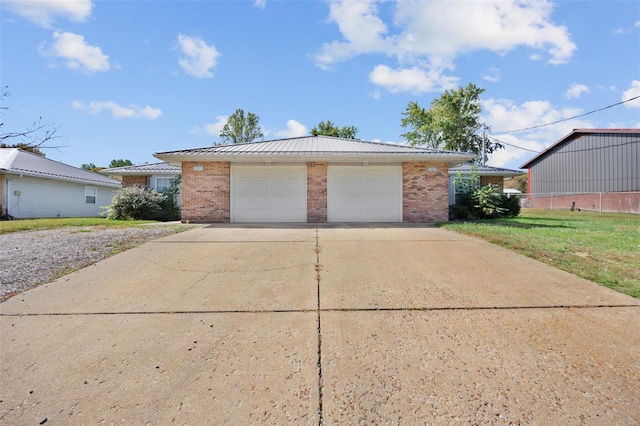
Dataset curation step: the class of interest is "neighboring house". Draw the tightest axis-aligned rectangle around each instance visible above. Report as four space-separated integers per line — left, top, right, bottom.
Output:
100 162 182 207
154 136 475 223
0 148 121 219
448 163 525 205
520 128 639 213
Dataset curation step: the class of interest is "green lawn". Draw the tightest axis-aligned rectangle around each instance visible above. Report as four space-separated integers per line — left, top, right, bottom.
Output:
0 217 161 234
440 209 640 299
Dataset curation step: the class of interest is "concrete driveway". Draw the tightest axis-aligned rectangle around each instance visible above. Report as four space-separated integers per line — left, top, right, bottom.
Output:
1 225 639 424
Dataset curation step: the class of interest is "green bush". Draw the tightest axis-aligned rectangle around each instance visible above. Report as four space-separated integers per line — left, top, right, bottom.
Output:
500 193 521 217
104 186 170 220
450 166 520 220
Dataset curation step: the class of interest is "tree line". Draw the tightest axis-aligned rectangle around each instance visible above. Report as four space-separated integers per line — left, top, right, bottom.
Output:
215 83 500 159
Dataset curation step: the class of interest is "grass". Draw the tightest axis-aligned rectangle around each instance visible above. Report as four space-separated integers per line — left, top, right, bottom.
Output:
440 209 640 299
0 217 161 234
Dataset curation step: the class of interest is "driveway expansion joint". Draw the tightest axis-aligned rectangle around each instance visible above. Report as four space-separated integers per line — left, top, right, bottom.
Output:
315 226 324 426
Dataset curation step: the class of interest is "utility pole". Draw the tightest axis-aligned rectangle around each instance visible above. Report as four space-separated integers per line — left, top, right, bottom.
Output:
481 126 487 166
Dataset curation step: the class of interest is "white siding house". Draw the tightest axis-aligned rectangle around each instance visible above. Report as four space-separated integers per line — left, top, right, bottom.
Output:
1 149 121 219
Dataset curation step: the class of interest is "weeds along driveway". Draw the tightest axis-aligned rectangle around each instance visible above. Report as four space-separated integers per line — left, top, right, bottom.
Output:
1 225 639 424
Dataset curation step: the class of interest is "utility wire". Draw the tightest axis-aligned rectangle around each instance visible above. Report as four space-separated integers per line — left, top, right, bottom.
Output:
493 95 640 135
488 136 541 153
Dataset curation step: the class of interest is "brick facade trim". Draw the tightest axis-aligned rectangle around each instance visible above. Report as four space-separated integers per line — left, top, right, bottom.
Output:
403 162 449 223
307 162 327 223
181 161 230 223
121 175 148 187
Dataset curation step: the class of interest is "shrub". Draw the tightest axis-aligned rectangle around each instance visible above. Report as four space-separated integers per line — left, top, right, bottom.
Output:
104 186 168 220
500 193 521 217
450 166 520 220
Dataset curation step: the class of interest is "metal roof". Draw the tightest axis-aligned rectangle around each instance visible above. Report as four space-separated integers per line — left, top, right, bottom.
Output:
100 162 181 176
154 136 476 164
520 128 640 169
0 148 121 187
449 163 525 176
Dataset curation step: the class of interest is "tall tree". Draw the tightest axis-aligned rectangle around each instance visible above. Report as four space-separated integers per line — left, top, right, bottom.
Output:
400 83 502 157
81 163 97 171
219 109 263 144
0 85 61 156
310 120 358 139
109 159 133 168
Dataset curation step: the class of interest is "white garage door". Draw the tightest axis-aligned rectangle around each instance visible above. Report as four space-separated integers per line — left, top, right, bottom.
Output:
231 165 307 222
328 166 402 222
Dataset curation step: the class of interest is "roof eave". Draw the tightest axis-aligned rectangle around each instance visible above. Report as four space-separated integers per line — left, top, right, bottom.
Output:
1 169 122 187
154 152 477 164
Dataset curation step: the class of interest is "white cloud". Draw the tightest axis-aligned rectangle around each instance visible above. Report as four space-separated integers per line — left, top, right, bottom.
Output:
622 80 640 108
314 0 576 94
482 98 593 167
200 115 229 135
636 21 640 28
72 100 162 119
369 65 458 94
2 0 92 28
482 67 501 83
40 31 109 74
275 120 307 138
254 0 266 9
177 34 220 78
565 83 590 99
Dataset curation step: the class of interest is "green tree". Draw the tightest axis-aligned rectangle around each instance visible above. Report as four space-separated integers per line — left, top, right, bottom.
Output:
219 109 263 144
400 83 502 157
81 163 96 170
310 120 358 139
108 159 133 168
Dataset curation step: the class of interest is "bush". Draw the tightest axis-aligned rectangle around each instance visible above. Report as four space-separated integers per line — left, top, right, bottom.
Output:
450 166 520 220
104 186 169 220
500 193 521 217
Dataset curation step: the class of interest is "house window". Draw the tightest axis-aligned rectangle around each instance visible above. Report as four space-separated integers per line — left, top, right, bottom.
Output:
155 177 173 193
85 186 97 204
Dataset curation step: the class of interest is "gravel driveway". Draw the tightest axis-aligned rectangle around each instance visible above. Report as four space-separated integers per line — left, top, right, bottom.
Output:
0 226 182 299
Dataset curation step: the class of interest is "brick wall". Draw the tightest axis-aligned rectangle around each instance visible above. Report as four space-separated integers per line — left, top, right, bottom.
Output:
122 175 148 187
0 173 5 215
481 175 504 190
181 161 230 223
403 162 449 222
307 162 327 223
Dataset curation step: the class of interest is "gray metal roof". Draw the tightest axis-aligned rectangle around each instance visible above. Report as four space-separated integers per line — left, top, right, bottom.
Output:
100 162 181 176
449 163 525 176
154 136 476 164
0 148 122 187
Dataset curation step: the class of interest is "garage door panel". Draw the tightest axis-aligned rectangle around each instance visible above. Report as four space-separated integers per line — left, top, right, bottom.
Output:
328 166 402 222
231 166 307 223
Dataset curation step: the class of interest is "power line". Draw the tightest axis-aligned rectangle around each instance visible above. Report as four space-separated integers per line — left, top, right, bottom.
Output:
488 136 541 153
494 95 640 135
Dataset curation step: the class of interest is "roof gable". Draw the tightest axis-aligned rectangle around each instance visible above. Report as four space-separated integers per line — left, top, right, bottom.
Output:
0 148 121 187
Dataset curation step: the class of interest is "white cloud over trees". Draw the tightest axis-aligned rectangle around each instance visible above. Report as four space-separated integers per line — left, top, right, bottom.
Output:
315 0 577 94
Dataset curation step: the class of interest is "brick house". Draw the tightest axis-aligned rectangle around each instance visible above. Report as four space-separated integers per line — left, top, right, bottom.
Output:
100 162 181 207
154 136 475 223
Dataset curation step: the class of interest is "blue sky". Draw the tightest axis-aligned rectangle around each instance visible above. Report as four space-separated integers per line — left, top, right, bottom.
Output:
1 0 639 170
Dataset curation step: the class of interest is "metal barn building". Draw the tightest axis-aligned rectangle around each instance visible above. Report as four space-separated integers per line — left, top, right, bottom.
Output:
520 129 639 213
